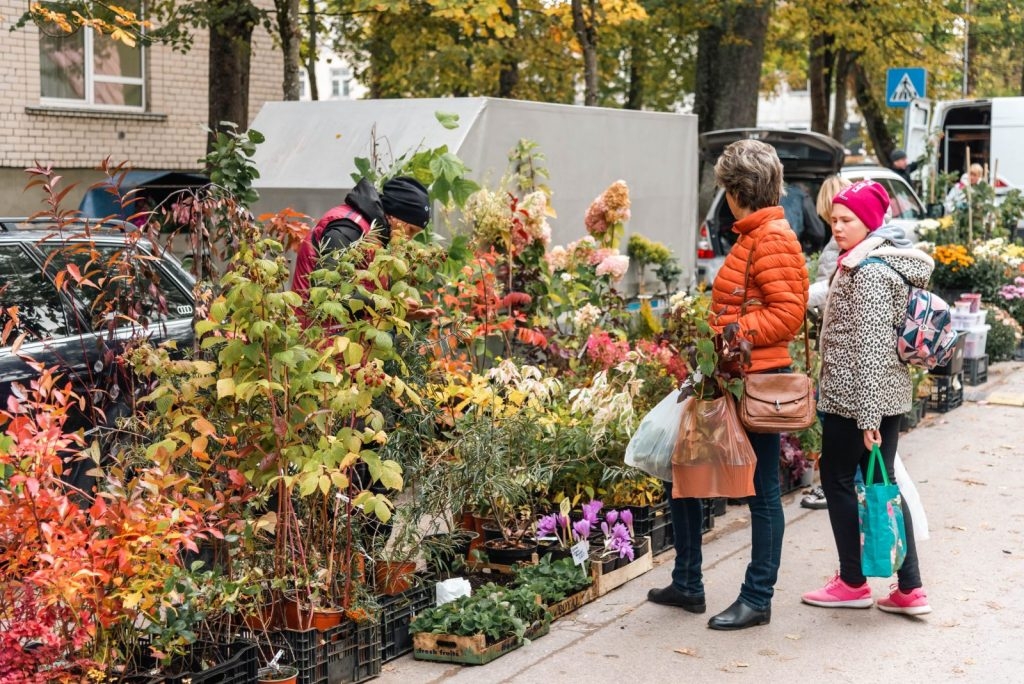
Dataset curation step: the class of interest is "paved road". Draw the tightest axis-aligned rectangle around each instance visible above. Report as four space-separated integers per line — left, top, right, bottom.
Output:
380 361 1024 683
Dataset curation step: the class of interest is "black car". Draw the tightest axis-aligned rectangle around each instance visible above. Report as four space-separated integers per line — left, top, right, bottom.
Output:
0 218 195 487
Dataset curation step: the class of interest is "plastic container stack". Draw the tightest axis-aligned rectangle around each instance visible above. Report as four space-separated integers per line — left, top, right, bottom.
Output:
951 299 989 361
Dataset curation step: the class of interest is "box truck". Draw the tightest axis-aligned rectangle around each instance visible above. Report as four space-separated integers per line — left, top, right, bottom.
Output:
904 96 1024 202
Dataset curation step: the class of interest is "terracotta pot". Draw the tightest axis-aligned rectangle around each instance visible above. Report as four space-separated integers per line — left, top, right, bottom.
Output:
282 596 343 631
374 560 417 596
258 665 299 684
243 600 280 632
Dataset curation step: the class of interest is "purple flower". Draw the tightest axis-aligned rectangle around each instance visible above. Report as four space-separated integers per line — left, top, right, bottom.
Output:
573 518 591 541
558 514 571 531
536 514 558 538
619 509 633 536
601 521 610 538
581 499 604 524
605 510 619 526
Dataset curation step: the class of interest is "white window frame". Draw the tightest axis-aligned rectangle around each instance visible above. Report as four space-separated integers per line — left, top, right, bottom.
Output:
40 24 146 112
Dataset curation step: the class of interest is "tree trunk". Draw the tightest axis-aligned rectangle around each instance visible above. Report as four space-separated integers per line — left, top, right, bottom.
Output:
966 16 978 97
497 0 520 98
852 59 894 164
808 32 833 135
276 0 302 100
571 0 599 106
207 0 259 149
306 0 319 100
693 1 773 213
830 49 850 143
625 29 646 110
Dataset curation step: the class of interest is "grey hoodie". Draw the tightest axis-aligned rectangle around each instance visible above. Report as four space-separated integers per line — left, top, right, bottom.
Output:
807 222 914 310
817 235 935 430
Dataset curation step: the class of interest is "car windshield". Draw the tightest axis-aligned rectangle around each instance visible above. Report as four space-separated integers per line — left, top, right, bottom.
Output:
38 241 194 333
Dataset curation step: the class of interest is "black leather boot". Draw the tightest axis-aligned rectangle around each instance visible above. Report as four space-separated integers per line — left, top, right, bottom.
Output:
707 599 771 630
646 585 706 613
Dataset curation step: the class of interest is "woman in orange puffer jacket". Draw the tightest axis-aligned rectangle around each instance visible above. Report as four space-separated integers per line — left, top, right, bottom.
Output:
647 139 808 631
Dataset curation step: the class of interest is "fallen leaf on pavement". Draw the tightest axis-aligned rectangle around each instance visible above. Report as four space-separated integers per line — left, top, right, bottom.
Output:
985 601 1003 610
949 525 967 531
733 662 749 668
956 477 987 486
674 648 698 657
785 633 801 640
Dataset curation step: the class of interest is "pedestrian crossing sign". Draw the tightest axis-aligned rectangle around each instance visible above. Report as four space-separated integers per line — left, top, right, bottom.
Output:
886 68 927 108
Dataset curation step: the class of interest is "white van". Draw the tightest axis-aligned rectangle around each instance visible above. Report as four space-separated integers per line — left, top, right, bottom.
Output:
904 97 1024 200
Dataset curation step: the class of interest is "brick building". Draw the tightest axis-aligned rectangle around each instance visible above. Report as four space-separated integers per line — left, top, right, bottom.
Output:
0 1 283 215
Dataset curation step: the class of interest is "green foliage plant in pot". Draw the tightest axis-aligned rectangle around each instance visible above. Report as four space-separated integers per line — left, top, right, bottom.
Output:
140 218 419 620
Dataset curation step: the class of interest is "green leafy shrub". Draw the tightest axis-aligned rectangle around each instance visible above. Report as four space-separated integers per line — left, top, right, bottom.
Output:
513 556 591 604
983 305 1021 362
409 583 549 642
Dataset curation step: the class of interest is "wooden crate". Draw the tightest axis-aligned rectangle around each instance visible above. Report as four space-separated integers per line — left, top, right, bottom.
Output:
591 536 653 597
546 586 595 621
412 632 522 666
411 619 549 665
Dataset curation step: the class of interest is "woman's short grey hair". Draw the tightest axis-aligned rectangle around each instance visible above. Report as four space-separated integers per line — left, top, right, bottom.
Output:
714 139 784 211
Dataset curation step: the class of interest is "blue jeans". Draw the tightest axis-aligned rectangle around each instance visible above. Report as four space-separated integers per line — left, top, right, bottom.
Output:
669 430 784 611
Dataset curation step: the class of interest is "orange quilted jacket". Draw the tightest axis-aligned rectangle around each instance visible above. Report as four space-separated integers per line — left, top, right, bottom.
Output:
710 206 809 373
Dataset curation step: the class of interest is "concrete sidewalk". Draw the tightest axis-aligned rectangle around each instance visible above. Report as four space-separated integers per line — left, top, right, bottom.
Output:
380 361 1024 683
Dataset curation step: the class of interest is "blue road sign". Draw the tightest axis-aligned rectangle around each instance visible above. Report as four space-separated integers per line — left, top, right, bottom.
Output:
886 68 927 108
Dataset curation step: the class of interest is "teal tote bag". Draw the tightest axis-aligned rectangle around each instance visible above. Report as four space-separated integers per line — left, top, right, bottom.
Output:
857 445 908 577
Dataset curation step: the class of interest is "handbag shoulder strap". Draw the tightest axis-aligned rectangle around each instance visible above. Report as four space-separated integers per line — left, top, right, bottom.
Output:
739 238 811 367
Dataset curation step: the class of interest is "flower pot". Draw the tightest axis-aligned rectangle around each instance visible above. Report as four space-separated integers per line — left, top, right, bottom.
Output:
258 665 299 684
375 560 418 596
480 521 504 542
537 539 572 561
482 539 538 566
282 595 344 631
423 531 477 574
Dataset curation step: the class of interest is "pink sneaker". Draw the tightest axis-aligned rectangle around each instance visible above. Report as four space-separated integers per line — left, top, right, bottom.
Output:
877 586 932 615
801 574 873 608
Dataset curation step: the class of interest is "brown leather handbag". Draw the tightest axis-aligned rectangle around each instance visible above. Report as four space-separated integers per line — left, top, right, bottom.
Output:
736 243 816 433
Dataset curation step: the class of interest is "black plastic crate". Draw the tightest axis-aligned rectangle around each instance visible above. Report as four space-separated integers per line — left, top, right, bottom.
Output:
353 618 382 682
380 579 434 663
701 498 715 534
625 504 657 538
242 623 352 684
899 400 925 432
964 354 988 386
928 373 964 413
649 505 672 555
710 497 727 517
126 640 258 684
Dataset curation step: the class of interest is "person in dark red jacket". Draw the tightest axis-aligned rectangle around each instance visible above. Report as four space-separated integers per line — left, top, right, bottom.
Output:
292 176 430 300
291 176 438 323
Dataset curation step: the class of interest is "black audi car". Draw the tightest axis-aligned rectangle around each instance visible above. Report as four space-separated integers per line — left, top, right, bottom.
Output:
0 218 196 487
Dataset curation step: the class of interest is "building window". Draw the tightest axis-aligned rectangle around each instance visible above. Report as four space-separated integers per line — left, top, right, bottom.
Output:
330 67 351 99
38 3 145 110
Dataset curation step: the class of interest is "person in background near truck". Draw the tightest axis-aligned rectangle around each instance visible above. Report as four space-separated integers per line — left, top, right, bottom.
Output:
781 181 827 254
648 139 808 631
888 149 920 188
801 179 932 616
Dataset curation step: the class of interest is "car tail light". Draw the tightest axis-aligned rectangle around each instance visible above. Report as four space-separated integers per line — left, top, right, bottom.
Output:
696 222 715 259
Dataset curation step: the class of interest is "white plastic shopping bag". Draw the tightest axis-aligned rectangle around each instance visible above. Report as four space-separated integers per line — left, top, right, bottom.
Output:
624 389 688 482
894 453 929 542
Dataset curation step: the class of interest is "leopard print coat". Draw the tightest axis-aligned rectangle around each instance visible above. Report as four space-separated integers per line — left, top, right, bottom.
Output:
817 236 935 430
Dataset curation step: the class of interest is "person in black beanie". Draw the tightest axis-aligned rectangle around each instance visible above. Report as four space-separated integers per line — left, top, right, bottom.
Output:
888 149 920 187
291 175 438 321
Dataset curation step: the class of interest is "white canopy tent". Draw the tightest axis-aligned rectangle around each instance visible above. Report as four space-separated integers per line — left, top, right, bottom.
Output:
250 97 699 289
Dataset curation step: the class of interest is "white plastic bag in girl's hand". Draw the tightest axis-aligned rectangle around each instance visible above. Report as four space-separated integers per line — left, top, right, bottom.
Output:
895 453 929 542
624 389 688 482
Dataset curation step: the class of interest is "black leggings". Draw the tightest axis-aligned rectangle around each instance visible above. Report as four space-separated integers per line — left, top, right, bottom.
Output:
819 413 922 590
